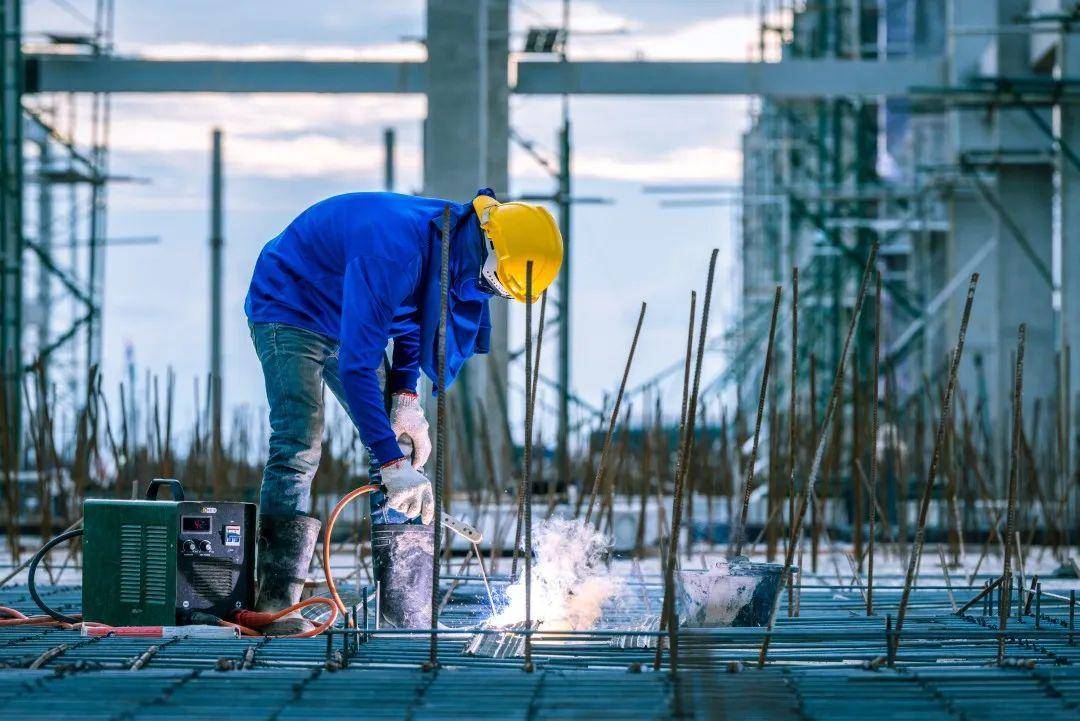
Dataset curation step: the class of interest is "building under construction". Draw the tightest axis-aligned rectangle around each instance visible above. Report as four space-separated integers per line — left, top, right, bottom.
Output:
0 1 1078 719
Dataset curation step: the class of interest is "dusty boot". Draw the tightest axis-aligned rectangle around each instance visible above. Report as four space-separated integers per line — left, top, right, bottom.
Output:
255 513 322 635
372 524 434 629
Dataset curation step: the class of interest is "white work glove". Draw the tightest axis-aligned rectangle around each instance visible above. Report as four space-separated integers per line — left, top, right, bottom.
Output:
380 459 435 524
389 392 431 469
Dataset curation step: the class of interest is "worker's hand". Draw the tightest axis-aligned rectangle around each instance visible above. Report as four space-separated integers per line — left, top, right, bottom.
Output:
389 392 431 469
380 459 435 524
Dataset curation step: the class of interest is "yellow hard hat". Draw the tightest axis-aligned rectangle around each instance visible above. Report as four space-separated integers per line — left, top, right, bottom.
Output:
472 195 563 303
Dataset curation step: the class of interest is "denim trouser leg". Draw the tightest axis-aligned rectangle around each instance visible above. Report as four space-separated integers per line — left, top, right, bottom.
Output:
323 352 416 525
251 322 333 516
252 321 411 524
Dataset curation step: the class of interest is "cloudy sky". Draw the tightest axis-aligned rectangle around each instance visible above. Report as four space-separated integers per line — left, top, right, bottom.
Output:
23 0 763 440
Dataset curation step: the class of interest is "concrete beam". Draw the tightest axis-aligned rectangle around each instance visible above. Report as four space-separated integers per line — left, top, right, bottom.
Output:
26 54 947 98
514 58 947 97
26 56 427 94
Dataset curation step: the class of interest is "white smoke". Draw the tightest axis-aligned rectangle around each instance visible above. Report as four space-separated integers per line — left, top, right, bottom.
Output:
489 517 623 631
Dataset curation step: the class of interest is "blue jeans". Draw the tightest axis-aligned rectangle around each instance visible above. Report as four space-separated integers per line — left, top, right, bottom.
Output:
250 321 412 524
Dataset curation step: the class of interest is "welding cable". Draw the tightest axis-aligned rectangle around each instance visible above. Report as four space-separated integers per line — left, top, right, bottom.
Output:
27 529 85 625
321 483 380 623
230 596 339 638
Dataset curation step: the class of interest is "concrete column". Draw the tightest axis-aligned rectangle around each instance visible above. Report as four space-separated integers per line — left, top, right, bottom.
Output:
994 166 1054 410
944 0 1054 451
424 0 509 478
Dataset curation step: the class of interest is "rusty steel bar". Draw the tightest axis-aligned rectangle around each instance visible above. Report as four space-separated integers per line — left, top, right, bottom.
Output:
654 290 696 671
893 274 980 648
428 205 452 668
999 324 1025 664
663 249 719 674
523 262 535 672
867 271 881 616
733 284 782 557
758 243 879 668
584 301 647 524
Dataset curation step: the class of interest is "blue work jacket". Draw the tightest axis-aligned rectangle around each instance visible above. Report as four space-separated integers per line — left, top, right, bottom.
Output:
245 191 493 465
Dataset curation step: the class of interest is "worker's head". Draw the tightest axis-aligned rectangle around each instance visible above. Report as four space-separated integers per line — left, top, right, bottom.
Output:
472 195 563 302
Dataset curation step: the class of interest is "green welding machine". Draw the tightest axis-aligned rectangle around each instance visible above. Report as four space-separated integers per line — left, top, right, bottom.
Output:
75 479 256 626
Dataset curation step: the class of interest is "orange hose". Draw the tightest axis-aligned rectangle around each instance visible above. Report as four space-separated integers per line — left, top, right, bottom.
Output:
322 484 380 625
228 596 339 638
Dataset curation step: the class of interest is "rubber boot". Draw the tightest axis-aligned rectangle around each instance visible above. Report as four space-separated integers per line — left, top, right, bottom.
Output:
255 513 322 635
372 524 434 629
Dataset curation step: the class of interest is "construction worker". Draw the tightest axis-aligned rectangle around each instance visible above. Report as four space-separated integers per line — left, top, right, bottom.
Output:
244 189 562 634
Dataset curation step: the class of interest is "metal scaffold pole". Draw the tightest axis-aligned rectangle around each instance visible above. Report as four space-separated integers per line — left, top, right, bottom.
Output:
383 127 395 192
557 117 571 493
209 128 224 470
1 0 23 464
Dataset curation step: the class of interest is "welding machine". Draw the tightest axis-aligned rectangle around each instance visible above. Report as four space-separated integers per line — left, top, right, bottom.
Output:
77 479 256 626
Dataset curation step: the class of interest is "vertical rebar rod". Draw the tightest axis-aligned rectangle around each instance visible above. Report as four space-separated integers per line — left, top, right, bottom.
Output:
584 301 647 524
428 206 451 668
999 324 1025 664
758 243 879 668
893 274 979 646
733 285 782 557
511 289 548 580
867 271 881 616
654 290 696 672
787 267 798 615
664 247 719 674
523 262 535 672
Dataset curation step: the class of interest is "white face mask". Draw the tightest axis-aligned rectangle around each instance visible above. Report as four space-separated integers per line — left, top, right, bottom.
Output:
479 227 513 299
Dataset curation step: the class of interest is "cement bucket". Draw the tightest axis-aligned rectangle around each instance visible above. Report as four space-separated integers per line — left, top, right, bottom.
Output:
677 557 786 628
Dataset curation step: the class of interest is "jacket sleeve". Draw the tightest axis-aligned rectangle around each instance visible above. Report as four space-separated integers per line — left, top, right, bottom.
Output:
389 323 420 393
339 254 420 465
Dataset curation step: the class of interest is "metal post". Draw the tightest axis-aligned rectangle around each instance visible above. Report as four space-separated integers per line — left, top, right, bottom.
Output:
1070 590 1076 646
556 118 571 493
1035 582 1040 629
209 128 224 466
35 140 51 376
383 127 395 192
1 0 24 461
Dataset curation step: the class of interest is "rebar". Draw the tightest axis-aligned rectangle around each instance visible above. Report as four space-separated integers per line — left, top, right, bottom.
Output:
654 290 696 672
663 248 719 674
999 324 1026 664
893 274 979 647
733 284 782 558
787 267 798 616
867 271 880 616
758 242 879 668
523 262 535 672
428 205 451 668
584 302 646 525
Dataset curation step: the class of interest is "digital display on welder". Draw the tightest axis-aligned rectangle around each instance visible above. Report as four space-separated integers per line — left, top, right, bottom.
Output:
181 516 212 533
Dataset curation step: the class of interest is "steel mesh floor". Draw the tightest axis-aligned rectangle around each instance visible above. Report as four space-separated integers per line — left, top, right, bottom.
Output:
0 576 1077 720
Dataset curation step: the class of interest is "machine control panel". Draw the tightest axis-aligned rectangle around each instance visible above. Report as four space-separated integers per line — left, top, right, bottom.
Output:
175 500 257 619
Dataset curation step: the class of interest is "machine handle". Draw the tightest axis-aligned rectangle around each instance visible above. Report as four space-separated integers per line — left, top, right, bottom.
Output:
146 478 186 501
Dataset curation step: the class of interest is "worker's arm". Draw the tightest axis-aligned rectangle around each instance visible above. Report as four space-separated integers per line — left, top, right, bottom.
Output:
338 253 421 465
388 325 420 393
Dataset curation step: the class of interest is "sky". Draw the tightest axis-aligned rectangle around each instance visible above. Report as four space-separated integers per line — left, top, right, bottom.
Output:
22 0 764 443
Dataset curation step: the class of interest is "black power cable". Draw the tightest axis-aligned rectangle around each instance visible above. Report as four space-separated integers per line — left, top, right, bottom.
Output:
27 529 84 624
